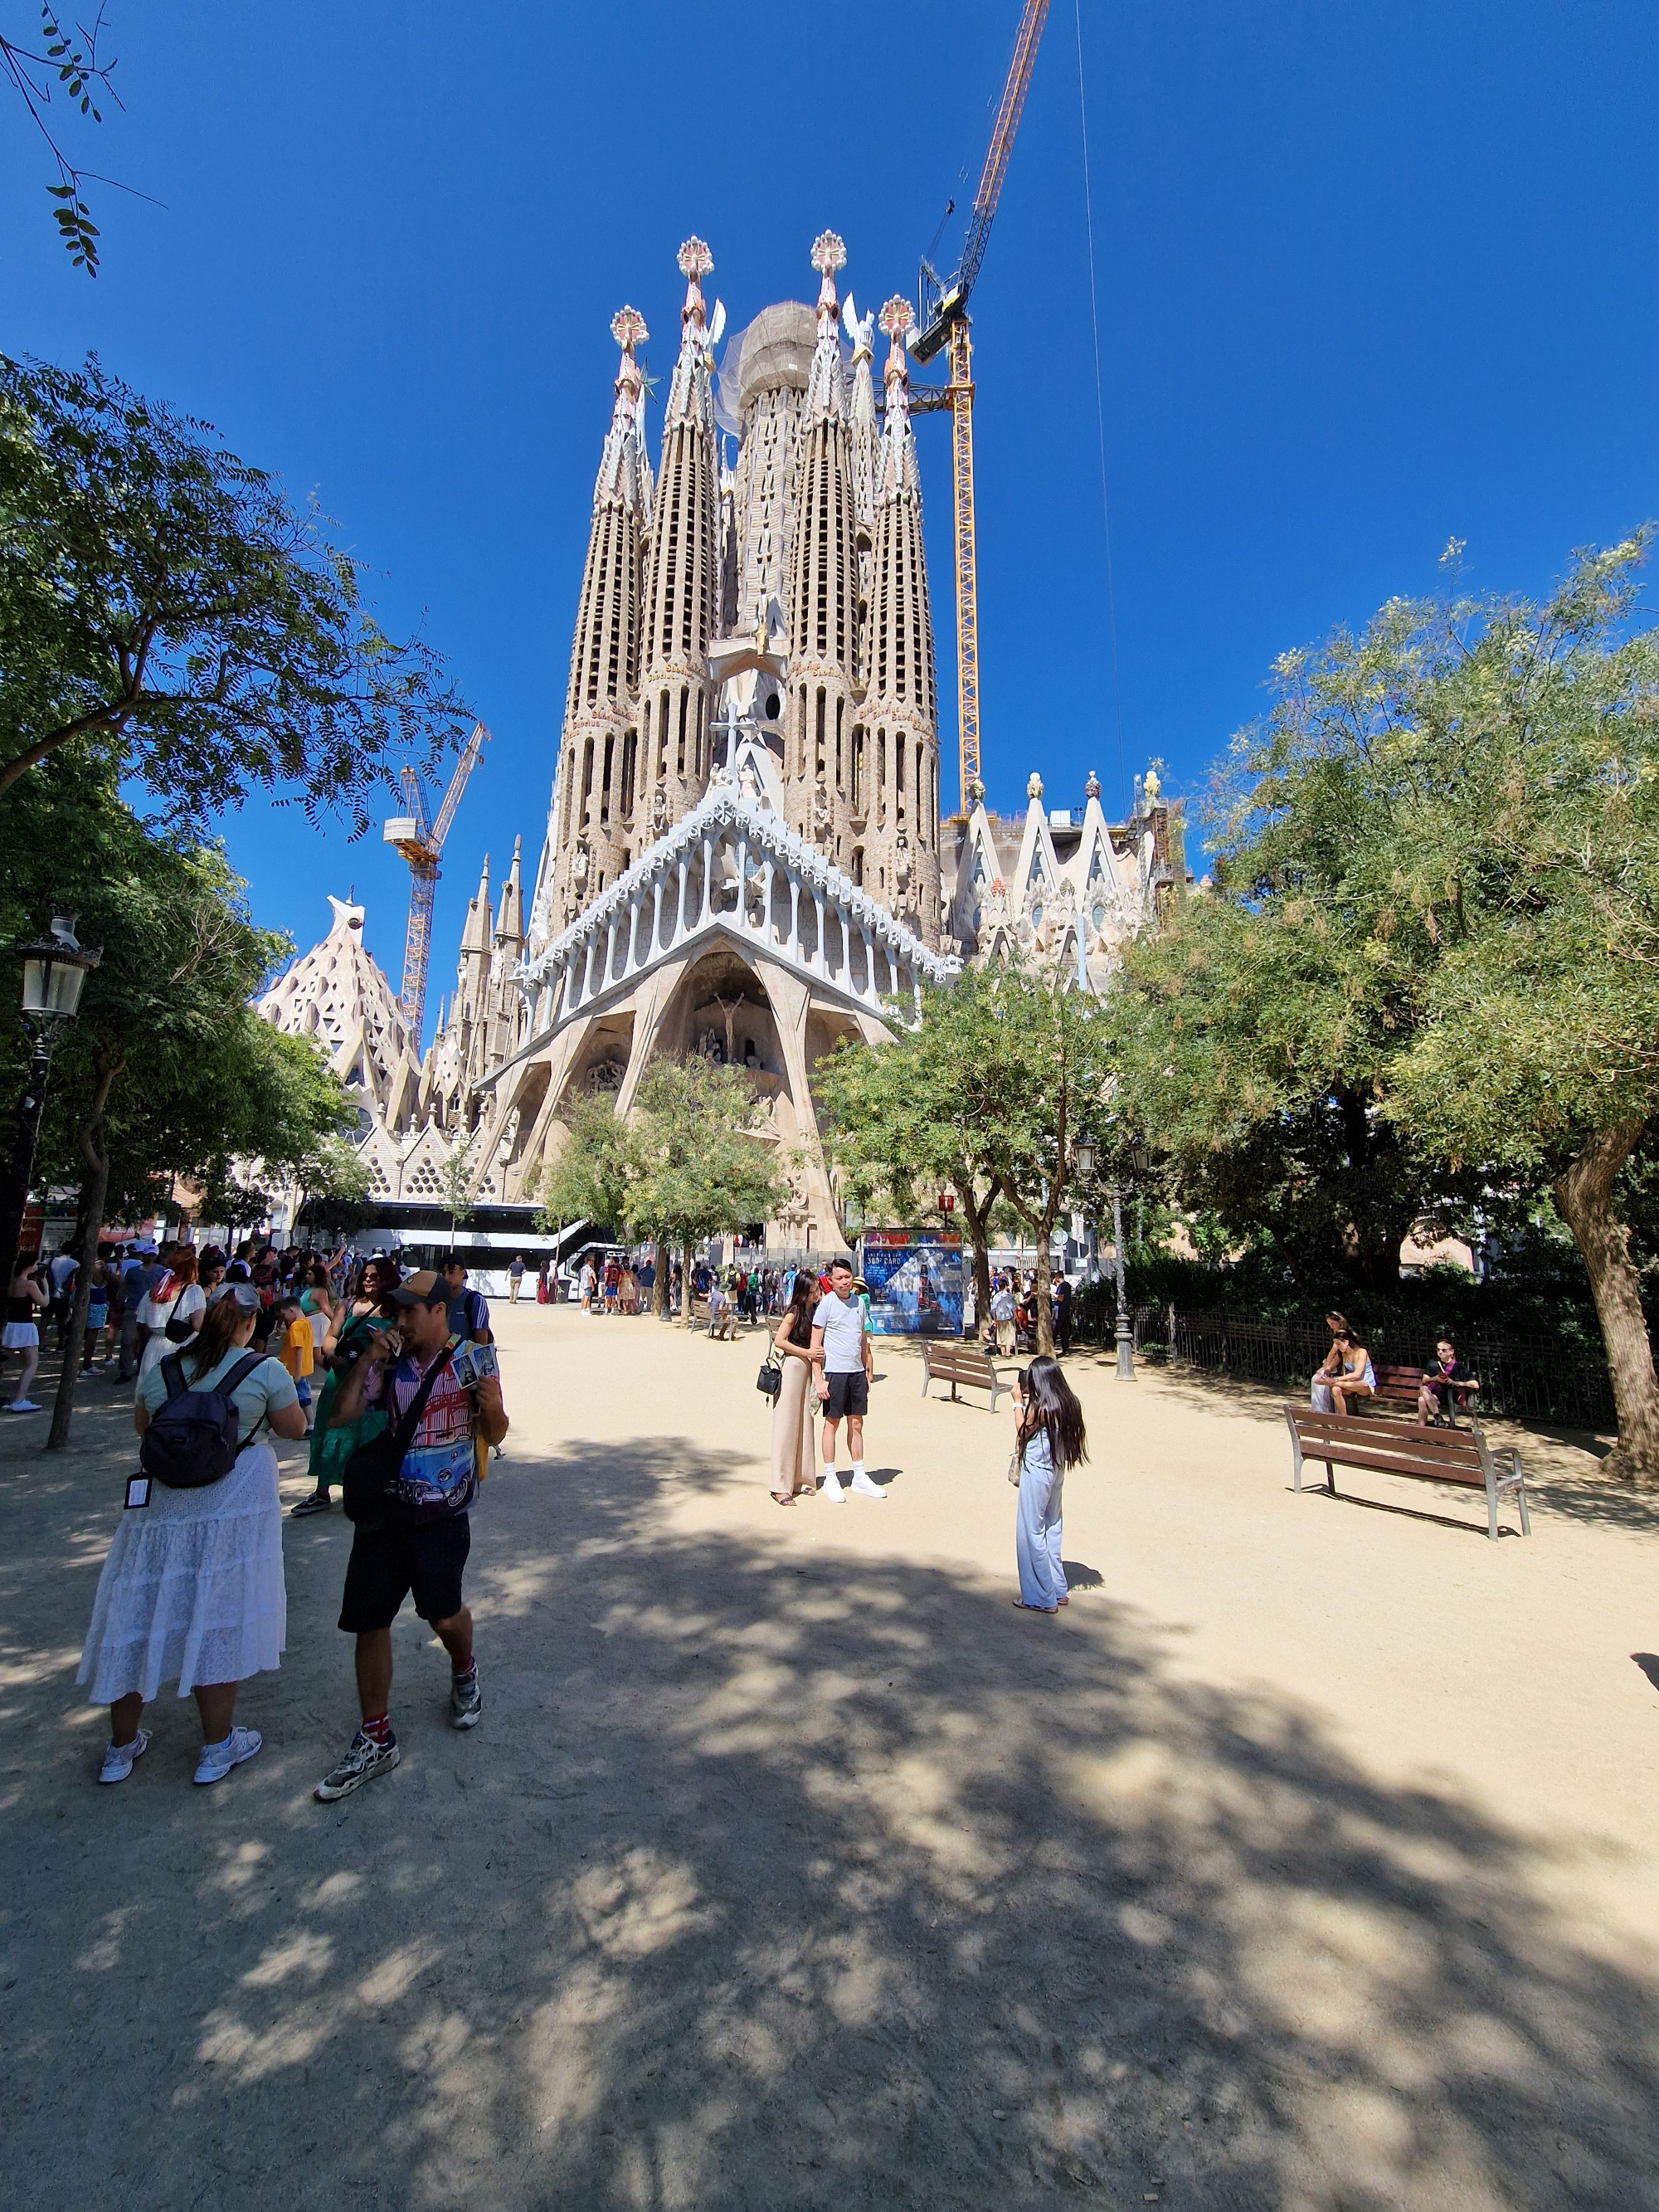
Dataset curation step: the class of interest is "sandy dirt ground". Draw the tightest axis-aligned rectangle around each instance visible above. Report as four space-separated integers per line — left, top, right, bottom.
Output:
2 1301 1658 2210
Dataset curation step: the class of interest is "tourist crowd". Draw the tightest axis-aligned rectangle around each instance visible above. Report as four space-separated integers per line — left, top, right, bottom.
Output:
8 1219 1096 1797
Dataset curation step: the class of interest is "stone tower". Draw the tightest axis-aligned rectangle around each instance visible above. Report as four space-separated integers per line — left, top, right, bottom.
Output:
727 301 815 641
784 232 863 870
537 308 652 935
640 237 722 833
861 299 942 943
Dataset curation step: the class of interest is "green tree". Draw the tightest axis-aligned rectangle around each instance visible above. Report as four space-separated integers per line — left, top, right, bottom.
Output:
1114 536 1659 1480
436 1128 480 1244
0 758 353 1445
625 1058 782 1328
292 1134 374 1240
537 1094 633 1240
818 966 1114 1355
2 5 122 272
0 352 473 824
815 975 1015 1328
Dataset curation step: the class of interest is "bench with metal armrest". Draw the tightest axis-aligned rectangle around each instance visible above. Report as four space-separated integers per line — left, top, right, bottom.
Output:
922 1341 1010 1413
1285 1405 1530 1540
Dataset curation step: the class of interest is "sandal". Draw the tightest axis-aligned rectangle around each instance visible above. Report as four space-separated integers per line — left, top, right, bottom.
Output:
771 1492 795 1506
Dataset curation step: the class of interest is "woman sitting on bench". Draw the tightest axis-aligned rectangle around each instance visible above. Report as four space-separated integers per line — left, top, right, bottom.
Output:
1311 1316 1376 1414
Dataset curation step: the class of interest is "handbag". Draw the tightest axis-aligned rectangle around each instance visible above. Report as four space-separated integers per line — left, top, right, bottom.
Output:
757 1347 784 1400
343 1344 455 1529
163 1278 197 1342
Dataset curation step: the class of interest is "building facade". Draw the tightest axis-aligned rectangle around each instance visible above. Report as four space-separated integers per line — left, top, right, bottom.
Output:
261 234 1185 1245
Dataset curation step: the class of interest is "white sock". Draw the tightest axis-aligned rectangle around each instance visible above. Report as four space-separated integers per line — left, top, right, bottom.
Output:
852 1462 866 1480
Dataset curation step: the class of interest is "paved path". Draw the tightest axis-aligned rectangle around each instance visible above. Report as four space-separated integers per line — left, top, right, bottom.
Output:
2 1306 1657 2209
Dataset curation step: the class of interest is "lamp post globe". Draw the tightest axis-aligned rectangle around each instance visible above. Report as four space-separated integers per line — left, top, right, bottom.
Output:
0 917 101 1291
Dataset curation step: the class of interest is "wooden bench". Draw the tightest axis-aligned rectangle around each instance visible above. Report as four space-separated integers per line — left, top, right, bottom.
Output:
1285 1406 1530 1540
922 1340 1009 1412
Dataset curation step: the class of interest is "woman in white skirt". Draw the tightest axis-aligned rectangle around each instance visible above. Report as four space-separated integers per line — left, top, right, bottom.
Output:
3 1252 48 1411
767 1271 820 1503
134 1245 206 1386
80 1283 308 1785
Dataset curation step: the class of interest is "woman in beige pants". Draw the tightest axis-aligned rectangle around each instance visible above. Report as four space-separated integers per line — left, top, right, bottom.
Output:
768 1274 820 1503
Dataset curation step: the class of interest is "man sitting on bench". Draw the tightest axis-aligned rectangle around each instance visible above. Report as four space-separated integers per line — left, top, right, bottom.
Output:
1311 1314 1376 1415
1418 1337 1478 1427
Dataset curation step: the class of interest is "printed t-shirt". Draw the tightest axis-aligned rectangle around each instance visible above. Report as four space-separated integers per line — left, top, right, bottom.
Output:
815 1290 865 1375
363 1340 478 1518
136 1347 298 1444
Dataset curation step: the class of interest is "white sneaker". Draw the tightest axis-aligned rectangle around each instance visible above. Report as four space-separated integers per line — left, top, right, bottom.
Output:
820 1472 846 1503
7 1400 41 1413
194 1726 262 1786
849 1470 887 1500
99 1728 151 1784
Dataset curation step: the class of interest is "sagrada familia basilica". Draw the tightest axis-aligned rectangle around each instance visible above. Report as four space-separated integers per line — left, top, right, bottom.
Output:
261 235 1183 1246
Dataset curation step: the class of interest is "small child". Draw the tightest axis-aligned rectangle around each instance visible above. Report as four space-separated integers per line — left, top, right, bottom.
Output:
275 1296 315 1430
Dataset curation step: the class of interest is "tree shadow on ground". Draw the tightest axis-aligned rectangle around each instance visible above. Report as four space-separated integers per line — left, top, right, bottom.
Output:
3 1431 1657 2210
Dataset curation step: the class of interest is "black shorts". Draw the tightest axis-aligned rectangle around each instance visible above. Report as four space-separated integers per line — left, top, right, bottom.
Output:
823 1370 868 1420
339 1513 470 1633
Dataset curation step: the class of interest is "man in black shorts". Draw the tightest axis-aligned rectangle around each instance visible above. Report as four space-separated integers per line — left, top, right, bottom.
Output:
810 1256 883 1502
315 1270 508 1800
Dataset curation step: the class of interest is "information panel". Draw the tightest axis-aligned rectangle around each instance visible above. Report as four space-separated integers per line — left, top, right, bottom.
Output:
859 1232 965 1337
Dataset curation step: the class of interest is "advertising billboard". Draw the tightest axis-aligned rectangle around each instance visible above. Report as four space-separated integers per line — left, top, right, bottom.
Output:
859 1231 965 1337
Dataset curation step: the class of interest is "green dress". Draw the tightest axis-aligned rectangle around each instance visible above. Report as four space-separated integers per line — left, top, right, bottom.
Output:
306 1310 388 1496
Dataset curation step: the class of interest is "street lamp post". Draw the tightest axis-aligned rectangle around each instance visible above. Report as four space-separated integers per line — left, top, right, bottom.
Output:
1110 1186 1134 1378
0 918 102 1283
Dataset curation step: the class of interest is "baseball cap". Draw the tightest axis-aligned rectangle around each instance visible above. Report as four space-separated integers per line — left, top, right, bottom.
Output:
387 1269 450 1308
212 1282 260 1312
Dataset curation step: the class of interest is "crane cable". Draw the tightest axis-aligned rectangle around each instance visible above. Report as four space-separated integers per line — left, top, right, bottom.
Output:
1074 0 1126 816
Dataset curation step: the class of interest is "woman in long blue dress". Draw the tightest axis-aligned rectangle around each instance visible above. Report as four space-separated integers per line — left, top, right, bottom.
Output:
1012 1355 1087 1613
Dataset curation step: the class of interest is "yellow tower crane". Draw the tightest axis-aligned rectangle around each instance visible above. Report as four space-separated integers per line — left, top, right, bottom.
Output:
382 719 489 1044
910 0 1050 817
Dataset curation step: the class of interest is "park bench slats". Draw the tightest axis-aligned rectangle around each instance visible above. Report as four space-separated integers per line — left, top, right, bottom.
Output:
922 1342 1008 1412
1285 1404 1530 1540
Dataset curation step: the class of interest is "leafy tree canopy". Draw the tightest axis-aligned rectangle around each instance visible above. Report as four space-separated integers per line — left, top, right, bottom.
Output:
0 352 474 826
1112 535 1659 1477
817 966 1115 1352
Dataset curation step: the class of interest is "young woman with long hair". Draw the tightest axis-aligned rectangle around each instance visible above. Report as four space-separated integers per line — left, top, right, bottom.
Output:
767 1268 821 1503
290 1255 403 1518
78 1282 309 1785
1011 1354 1087 1613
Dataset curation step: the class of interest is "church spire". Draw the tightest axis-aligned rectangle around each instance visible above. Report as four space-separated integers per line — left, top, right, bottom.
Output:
786 231 860 859
640 236 722 825
844 291 878 685
535 308 654 945
864 297 941 944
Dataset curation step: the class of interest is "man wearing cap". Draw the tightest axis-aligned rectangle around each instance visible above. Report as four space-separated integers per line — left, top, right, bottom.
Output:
314 1270 508 1800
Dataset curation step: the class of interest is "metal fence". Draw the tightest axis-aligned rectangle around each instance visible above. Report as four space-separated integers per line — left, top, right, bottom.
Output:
1157 1307 1615 1431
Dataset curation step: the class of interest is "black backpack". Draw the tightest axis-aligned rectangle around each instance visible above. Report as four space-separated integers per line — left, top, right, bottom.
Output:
141 1351 268 1489
342 1342 456 1531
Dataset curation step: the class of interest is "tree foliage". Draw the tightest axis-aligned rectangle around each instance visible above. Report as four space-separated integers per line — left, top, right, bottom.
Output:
0 352 474 825
1112 535 1659 1479
817 967 1114 1352
2 3 123 273
0 752 354 1443
538 1059 782 1326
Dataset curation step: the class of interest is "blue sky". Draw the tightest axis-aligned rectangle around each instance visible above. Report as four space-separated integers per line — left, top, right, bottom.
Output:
6 2 1657 1043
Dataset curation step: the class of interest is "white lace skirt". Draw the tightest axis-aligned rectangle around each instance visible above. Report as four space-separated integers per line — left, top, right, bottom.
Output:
77 1444 286 1703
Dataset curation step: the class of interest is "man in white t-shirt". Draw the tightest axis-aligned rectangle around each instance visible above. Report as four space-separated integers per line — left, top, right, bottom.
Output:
810 1256 883 1502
